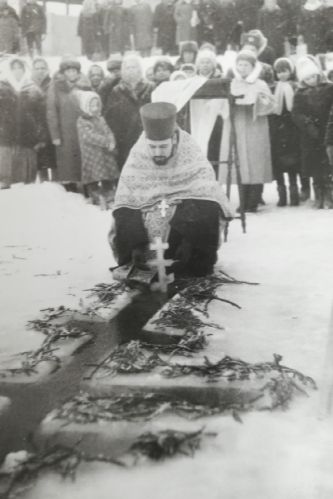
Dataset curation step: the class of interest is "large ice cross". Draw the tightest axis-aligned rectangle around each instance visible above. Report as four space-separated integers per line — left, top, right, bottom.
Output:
149 237 174 293
159 198 170 218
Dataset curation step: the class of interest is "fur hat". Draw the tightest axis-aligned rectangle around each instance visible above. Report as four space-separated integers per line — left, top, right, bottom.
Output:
179 41 199 56
140 102 177 141
59 57 81 73
274 58 295 75
241 30 267 55
296 56 320 82
107 54 123 72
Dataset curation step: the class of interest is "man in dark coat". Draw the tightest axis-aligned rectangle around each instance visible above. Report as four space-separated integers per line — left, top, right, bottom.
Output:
153 0 177 55
104 55 154 170
197 0 220 48
32 57 56 179
129 0 153 56
0 0 19 54
110 102 233 278
103 0 130 55
21 0 46 57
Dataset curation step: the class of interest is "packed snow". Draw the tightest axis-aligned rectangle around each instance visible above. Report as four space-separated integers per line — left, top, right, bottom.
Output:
1 182 333 498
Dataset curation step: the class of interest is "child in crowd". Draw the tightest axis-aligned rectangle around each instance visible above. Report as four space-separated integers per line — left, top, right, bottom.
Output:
292 56 333 209
77 91 118 207
231 50 275 213
271 58 301 206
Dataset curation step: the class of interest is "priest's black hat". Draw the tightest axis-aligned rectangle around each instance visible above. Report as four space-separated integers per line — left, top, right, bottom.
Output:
140 102 177 141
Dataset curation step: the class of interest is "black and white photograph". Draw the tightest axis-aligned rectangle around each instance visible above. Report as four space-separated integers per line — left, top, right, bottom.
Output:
0 0 333 498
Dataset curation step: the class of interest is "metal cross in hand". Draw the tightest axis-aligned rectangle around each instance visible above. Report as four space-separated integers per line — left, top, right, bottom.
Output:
149 237 174 293
158 198 170 218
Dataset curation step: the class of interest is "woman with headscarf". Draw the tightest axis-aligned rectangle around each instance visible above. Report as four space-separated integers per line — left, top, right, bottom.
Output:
32 57 56 180
77 0 100 60
47 57 91 191
77 91 118 205
104 54 154 170
0 58 45 187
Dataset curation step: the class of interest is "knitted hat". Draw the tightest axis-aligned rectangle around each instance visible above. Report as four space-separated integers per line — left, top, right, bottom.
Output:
235 49 257 68
140 102 177 140
274 57 295 75
296 56 320 82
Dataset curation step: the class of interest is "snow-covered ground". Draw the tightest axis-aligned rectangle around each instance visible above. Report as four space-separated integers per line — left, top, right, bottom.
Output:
1 182 333 498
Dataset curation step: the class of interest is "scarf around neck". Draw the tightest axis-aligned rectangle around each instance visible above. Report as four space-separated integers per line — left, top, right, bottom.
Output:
113 128 233 219
274 81 294 115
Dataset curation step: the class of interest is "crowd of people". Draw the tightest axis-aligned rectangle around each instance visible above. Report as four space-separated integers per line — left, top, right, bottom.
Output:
1 0 333 214
77 0 333 60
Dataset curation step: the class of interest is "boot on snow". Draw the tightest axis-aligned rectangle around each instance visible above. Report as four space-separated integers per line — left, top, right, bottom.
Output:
289 185 300 206
277 185 287 207
313 185 324 209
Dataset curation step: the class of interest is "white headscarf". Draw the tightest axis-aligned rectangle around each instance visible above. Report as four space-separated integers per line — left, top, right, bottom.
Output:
78 91 101 116
0 57 33 93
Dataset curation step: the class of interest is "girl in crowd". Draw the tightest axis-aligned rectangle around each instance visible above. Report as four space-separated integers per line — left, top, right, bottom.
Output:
175 41 198 69
77 91 118 206
47 57 91 192
231 50 275 212
0 57 45 188
270 58 301 206
292 56 333 209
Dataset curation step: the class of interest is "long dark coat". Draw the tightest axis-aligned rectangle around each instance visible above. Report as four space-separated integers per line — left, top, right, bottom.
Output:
47 73 91 182
104 80 153 170
129 2 153 52
0 4 19 53
297 7 327 56
257 6 289 58
103 4 130 54
234 0 262 32
153 1 176 55
174 0 197 45
34 75 56 170
270 85 301 179
292 82 333 178
77 12 100 58
197 0 220 47
21 3 46 36
215 1 238 52
0 81 16 147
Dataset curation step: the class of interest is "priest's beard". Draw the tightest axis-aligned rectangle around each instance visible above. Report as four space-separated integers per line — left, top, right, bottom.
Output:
153 156 169 165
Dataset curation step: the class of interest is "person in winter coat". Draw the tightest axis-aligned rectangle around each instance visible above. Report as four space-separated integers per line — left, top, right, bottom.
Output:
270 58 301 207
152 58 174 86
0 0 19 54
129 0 153 57
231 50 275 213
77 91 118 206
235 0 262 32
32 57 56 180
103 0 130 55
174 0 198 46
174 40 198 69
21 0 46 57
257 0 289 59
47 58 91 191
292 56 333 209
77 0 100 60
0 58 46 186
297 0 326 56
104 54 154 170
153 0 177 55
215 0 238 52
197 0 220 48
